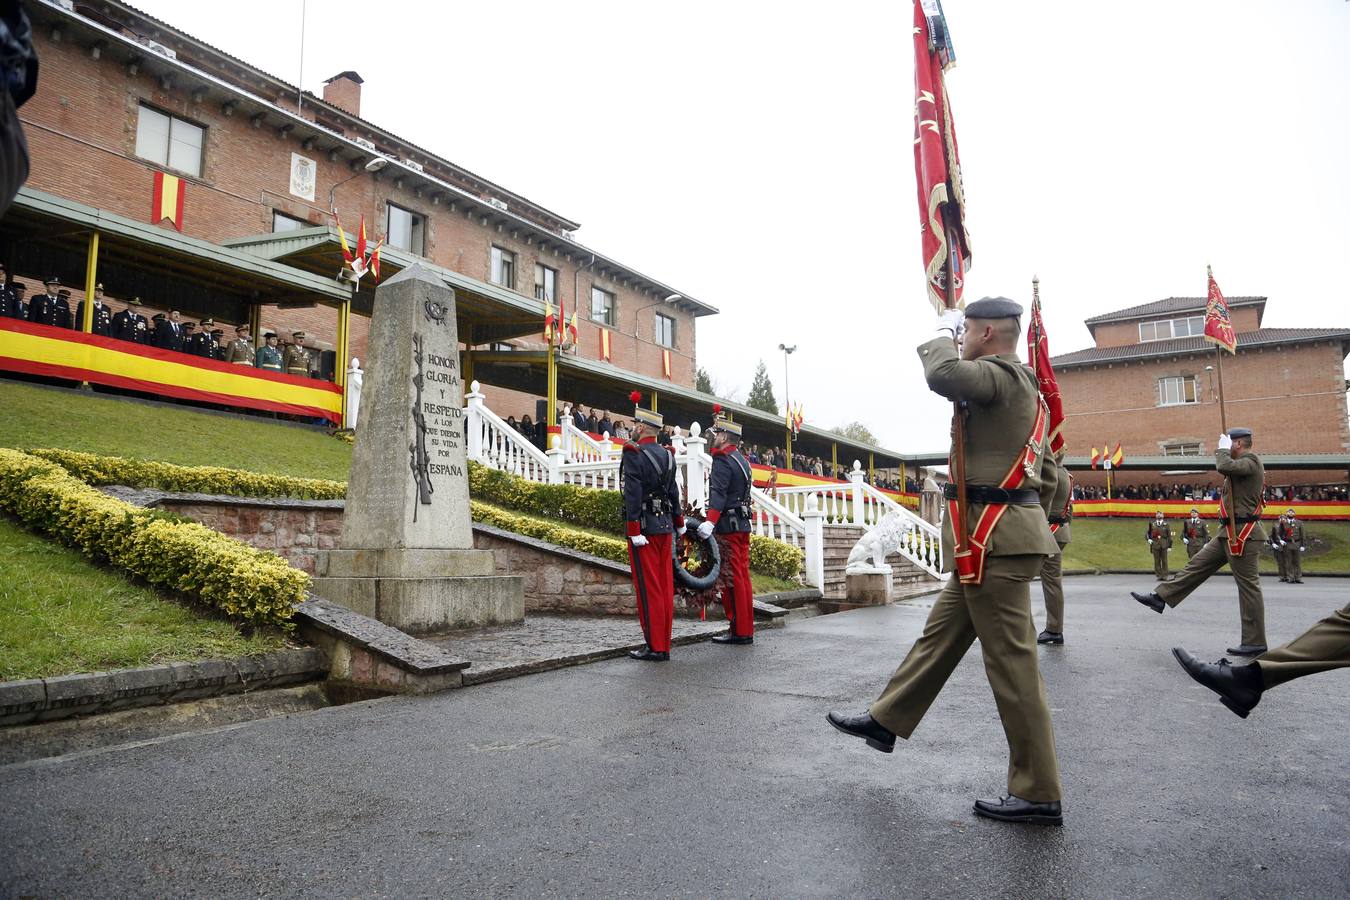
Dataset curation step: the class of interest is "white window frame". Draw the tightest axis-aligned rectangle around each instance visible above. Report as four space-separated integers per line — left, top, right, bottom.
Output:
655 312 676 349
534 263 557 303
1163 442 1203 456
490 246 516 289
386 203 426 256
1140 315 1206 343
591 286 615 327
1157 375 1199 407
134 104 205 178
271 211 308 233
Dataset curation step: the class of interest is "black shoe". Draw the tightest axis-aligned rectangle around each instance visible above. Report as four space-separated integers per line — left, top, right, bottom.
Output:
628 647 670 662
1037 631 1064 645
973 795 1063 826
1131 591 1165 613
825 711 896 753
1171 647 1263 718
1279 577 1288 582
711 634 753 645
1225 644 1267 656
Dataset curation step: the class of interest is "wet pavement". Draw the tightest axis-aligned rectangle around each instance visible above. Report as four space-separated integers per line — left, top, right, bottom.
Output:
1 574 1346 898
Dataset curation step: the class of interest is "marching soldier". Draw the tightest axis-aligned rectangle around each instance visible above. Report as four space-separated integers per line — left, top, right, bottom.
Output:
1182 508 1209 560
255 332 284 371
225 323 255 365
1131 428 1269 656
621 390 685 662
1171 601 1349 719
111 297 150 344
1277 508 1305 584
698 409 754 645
827 298 1065 826
283 330 316 377
209 326 227 361
1268 514 1290 582
4 282 27 320
1146 511 1173 581
75 283 113 336
27 276 61 326
154 309 185 351
1038 450 1072 645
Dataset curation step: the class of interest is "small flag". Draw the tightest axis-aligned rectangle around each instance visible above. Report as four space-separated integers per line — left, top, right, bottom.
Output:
1090 446 1101 470
1026 280 1065 455
369 240 382 281
1204 266 1238 354
567 311 579 346
599 329 611 361
1111 441 1125 468
151 171 184 231
333 211 355 264
544 300 556 344
662 349 672 379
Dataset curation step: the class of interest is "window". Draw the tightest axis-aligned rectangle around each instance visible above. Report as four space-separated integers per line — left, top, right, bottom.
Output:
387 204 425 255
655 312 676 348
1140 315 1205 342
490 246 515 288
1163 442 1203 456
591 287 615 327
1158 375 1199 406
534 263 557 302
272 211 308 233
134 105 204 177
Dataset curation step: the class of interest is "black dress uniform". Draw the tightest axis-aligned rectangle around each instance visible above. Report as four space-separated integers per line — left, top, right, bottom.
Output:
27 279 61 326
0 281 19 319
154 315 185 351
111 302 150 344
55 290 73 329
704 415 755 643
75 299 113 336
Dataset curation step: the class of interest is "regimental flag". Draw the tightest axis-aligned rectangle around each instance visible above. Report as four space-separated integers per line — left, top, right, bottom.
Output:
661 348 672 379
151 171 185 231
1204 266 1237 354
913 0 971 312
1090 445 1101 469
1111 441 1125 468
599 328 611 361
332 212 382 283
544 300 557 345
788 402 804 436
1026 279 1065 455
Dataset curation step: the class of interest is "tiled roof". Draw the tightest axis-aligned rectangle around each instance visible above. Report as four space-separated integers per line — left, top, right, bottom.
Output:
1084 296 1266 326
1052 328 1350 368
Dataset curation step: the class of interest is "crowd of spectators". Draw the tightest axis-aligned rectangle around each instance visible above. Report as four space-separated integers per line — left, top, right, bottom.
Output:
1072 481 1350 503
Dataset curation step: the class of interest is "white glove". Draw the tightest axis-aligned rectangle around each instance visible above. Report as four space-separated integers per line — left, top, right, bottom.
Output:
697 520 715 540
935 308 965 338
677 523 687 536
1217 433 1233 451
1183 538 1189 545
1300 546 1306 552
1146 539 1152 545
630 534 648 547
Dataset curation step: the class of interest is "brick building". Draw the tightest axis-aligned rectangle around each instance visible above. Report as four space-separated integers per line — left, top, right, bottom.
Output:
1053 296 1350 491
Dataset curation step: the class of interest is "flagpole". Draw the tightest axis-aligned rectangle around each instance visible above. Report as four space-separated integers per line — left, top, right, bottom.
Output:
1209 264 1238 543
946 226 970 558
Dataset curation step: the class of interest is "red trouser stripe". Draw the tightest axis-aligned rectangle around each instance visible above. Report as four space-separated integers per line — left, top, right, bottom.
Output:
717 532 754 637
629 533 674 652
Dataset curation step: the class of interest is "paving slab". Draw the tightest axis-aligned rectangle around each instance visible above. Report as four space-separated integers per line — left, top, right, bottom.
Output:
0 574 1346 898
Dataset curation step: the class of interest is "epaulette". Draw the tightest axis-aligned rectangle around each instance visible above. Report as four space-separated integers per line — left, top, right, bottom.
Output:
622 441 640 453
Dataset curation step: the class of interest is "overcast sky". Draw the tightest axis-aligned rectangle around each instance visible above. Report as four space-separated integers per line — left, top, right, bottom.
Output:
133 0 1350 455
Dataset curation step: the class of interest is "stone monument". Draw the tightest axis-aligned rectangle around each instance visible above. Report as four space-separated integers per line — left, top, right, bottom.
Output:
312 263 524 633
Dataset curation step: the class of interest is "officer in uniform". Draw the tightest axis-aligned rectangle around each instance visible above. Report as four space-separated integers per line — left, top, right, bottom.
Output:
621 390 685 662
154 310 185 351
182 321 202 355
1131 428 1268 656
827 297 1064 826
111 297 150 344
256 332 284 371
1038 450 1072 645
27 276 61 326
4 282 27 320
75 282 113 336
0 263 18 318
698 411 755 645
55 289 74 328
1171 601 1350 719
1268 514 1290 582
186 318 214 357
1182 508 1209 560
225 323 255 365
209 326 227 361
147 313 166 347
1146 511 1173 581
1276 508 1305 584
283 330 316 377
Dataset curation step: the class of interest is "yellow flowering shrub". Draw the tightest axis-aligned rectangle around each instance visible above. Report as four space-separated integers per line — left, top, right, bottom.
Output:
26 448 346 500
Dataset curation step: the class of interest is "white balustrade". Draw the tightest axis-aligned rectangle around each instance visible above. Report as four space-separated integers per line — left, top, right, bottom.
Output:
559 417 609 464
464 381 552 484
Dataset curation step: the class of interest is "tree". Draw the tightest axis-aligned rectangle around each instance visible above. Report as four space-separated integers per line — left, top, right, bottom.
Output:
832 421 880 446
746 360 778 415
695 367 714 394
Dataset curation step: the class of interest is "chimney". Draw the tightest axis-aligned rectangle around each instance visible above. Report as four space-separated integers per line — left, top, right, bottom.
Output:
322 71 364 117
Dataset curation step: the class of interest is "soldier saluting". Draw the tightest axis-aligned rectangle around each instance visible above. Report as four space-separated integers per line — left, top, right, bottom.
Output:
698 408 755 646
1146 511 1173 581
1182 508 1209 560
621 390 685 662
1132 428 1269 656
827 297 1065 826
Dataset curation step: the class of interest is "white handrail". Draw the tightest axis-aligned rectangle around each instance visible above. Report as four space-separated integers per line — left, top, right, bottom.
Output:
559 417 610 463
857 480 944 577
465 382 551 484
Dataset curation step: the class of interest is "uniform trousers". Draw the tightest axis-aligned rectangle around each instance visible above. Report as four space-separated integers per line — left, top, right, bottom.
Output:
1151 545 1170 580
1256 601 1350 687
715 532 754 638
1274 544 1288 579
1284 545 1303 583
869 554 1062 803
629 533 674 653
1186 540 1203 560
1039 544 1066 634
1156 534 1266 647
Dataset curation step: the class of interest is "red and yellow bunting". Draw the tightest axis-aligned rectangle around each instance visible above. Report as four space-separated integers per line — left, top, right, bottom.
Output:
661 349 672 379
599 328 611 361
0 318 341 423
151 171 184 231
1072 498 1350 521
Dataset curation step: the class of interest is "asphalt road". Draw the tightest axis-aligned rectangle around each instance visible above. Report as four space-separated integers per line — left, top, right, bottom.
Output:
2 575 1347 898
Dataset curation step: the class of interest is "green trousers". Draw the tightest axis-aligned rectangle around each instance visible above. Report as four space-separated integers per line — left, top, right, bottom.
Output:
1157 534 1266 647
1284 546 1303 582
1186 540 1202 560
1040 545 1066 634
1256 602 1350 687
870 554 1062 803
1274 545 1288 579
1152 546 1170 580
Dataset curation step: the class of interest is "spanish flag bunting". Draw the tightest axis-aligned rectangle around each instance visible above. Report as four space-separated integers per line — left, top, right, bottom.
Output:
599 328 611 361
661 348 672 379
151 171 185 231
357 216 367 261
333 211 355 264
567 311 579 346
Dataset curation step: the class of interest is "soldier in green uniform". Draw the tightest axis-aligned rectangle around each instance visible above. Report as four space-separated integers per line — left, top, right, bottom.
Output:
224 323 255 365
1276 508 1306 584
1146 511 1173 581
827 297 1064 826
1181 508 1209 560
255 332 283 371
1038 450 1072 645
1131 428 1268 656
1268 514 1290 581
283 330 316 378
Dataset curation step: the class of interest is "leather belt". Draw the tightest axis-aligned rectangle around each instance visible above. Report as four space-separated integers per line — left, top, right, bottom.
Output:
1048 515 1069 525
943 484 1041 505
1232 515 1261 524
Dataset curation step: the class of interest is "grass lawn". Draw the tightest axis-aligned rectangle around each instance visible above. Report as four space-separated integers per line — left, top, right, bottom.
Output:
0 517 286 681
0 380 352 481
1063 518 1350 574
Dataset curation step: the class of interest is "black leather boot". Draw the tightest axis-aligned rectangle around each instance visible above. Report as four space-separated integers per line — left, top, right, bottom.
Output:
1171 647 1263 718
711 634 753 645
825 711 896 753
973 795 1063 826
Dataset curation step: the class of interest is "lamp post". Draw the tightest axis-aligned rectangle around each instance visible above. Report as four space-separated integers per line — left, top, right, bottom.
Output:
327 156 387 213
778 342 797 463
634 293 682 340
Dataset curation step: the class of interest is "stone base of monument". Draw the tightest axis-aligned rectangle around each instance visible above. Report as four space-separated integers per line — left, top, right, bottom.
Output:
845 566 893 606
311 548 525 634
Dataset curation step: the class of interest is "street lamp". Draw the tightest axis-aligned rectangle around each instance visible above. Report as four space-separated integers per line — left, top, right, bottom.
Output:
778 343 797 461
327 156 388 213
635 292 681 340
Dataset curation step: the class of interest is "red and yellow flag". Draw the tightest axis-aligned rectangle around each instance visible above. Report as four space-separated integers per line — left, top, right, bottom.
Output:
1090 445 1101 469
661 348 672 379
1026 279 1065 455
1204 266 1237 354
1111 441 1125 468
543 300 556 344
151 171 184 231
599 328 611 361
567 311 579 346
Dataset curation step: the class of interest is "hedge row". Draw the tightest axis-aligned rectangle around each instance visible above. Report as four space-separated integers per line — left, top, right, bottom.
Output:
471 501 629 566
0 449 305 628
27 448 346 500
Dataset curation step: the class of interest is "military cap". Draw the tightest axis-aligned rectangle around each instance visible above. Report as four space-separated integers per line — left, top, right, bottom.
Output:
200 318 215 327
711 407 742 437
43 276 60 286
127 295 141 304
1190 507 1200 515
210 328 224 336
151 312 166 321
235 322 249 333
12 282 25 292
630 390 662 428
292 330 306 339
57 288 71 297
95 282 104 290
182 321 197 330
1228 427 1253 440
264 332 277 339
964 296 1023 319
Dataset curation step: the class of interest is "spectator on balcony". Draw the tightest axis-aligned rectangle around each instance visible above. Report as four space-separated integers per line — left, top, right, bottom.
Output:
255 332 283 371
599 410 613 437
506 415 519 433
154 309 184 351
584 408 598 433
26 276 60 326
519 414 535 442
55 288 74 327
